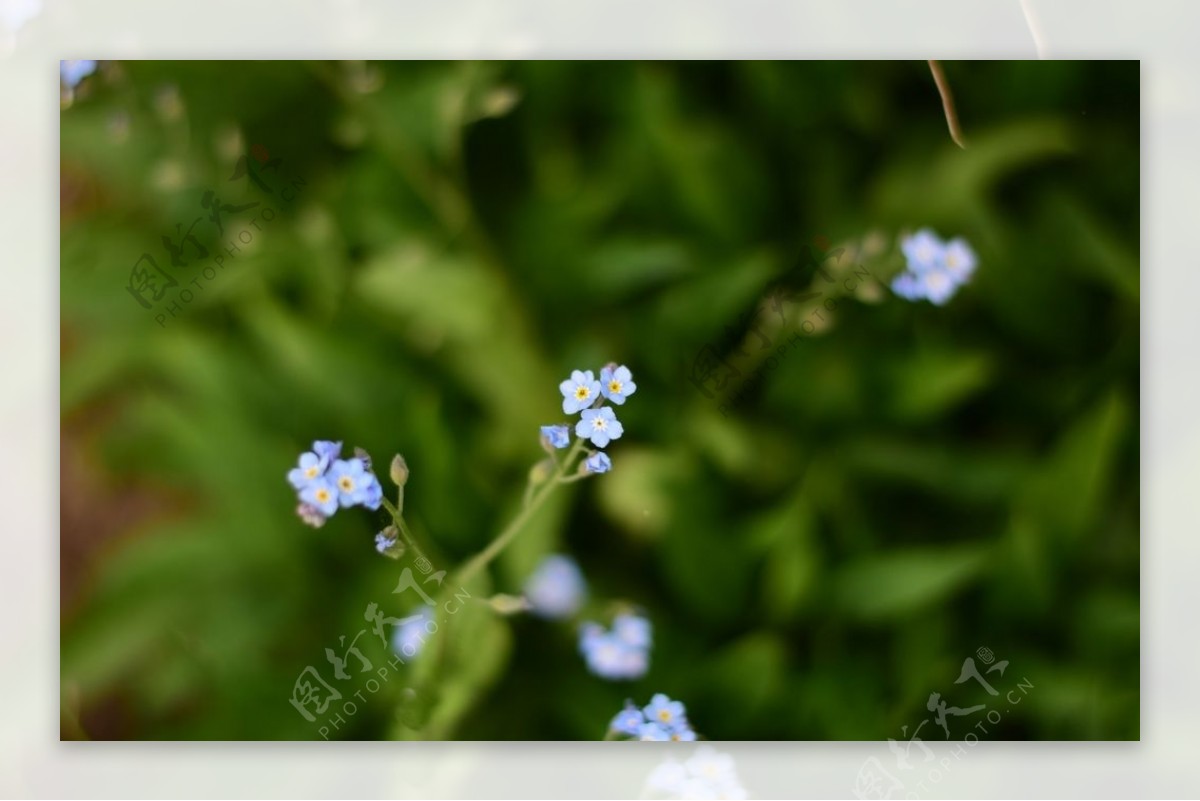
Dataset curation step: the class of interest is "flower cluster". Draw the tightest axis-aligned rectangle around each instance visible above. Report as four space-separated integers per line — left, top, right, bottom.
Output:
523 554 587 620
541 363 636 472
579 612 651 680
891 228 977 305
644 747 747 800
609 693 697 742
287 440 383 527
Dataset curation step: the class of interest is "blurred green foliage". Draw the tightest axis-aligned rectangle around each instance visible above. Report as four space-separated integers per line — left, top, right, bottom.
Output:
60 60 1139 740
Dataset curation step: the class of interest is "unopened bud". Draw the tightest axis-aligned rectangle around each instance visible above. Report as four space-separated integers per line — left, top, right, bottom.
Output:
354 446 373 470
488 593 532 615
390 454 409 487
529 458 554 485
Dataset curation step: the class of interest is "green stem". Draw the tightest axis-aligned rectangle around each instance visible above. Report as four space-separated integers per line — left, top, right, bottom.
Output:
456 437 588 587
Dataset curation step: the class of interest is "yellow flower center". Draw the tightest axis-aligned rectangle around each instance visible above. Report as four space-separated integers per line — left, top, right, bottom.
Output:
574 386 591 400
592 417 607 431
315 488 331 503
608 380 622 394
658 709 672 722
338 476 355 492
305 465 320 478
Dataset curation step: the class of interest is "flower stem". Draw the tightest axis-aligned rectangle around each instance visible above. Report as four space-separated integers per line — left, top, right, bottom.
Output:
456 437 588 587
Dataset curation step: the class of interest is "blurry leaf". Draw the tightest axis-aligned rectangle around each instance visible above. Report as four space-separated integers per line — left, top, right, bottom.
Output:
833 545 992 620
596 447 689 539
1022 391 1130 541
888 350 995 420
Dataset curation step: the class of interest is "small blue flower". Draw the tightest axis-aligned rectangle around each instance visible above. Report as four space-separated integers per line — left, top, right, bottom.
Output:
360 473 383 511
900 228 945 274
584 452 612 474
540 425 570 449
560 369 602 415
576 407 624 448
60 60 97 89
375 530 397 554
613 613 652 649
610 703 646 737
392 606 434 659
892 230 977 306
643 693 688 732
299 477 338 517
638 722 672 741
600 364 637 404
288 450 330 489
579 618 650 680
524 554 587 619
313 440 343 462
942 237 977 283
329 458 371 508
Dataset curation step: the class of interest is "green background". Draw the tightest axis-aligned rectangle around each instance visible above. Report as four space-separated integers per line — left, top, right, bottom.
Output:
60 60 1139 740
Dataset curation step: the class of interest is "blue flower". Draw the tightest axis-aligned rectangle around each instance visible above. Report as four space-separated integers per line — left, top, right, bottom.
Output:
613 613 652 649
576 407 623 448
360 472 383 511
375 530 397 554
638 721 672 741
392 606 434 659
313 440 343 462
560 370 602 415
299 477 338 517
900 228 945 274
643 693 688 732
287 449 330 489
610 703 646 737
892 230 977 306
329 458 372 508
540 425 570 449
942 237 977 283
600 364 637 404
579 618 651 680
524 554 587 619
60 60 97 89
584 452 612 474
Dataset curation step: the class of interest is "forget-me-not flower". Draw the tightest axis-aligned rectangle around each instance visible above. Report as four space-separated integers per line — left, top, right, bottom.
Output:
523 554 587 619
584 452 612 474
560 370 602 415
300 477 338 517
638 722 672 741
613 613 652 649
892 229 977 306
610 703 646 737
392 606 434 659
576 407 623 448
540 424 570 449
329 458 371 508
579 615 652 680
644 693 688 732
313 440 342 462
288 449 330 489
600 364 637 404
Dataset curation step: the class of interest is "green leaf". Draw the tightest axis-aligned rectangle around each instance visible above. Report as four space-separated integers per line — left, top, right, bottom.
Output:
833 545 992 620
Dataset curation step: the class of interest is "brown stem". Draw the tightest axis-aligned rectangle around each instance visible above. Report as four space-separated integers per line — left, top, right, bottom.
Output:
927 60 967 149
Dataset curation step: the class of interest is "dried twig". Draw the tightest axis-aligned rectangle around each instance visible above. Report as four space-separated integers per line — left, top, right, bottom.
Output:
927 59 966 149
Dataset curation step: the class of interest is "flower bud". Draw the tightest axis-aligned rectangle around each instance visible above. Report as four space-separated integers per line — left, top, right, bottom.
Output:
390 454 409 487
529 458 554 485
488 593 532 615
375 526 404 559
354 447 373 470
